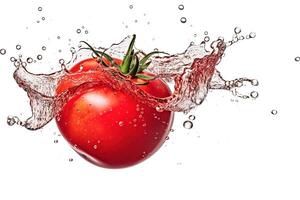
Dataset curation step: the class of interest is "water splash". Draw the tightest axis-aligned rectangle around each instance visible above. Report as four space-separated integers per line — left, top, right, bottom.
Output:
8 31 258 130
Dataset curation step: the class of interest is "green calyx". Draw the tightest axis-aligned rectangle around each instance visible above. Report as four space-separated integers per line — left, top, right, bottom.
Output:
81 35 168 83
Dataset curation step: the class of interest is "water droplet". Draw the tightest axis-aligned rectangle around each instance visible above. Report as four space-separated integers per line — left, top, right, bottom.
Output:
37 54 42 60
76 29 81 34
204 36 210 42
180 17 187 23
295 57 300 62
16 45 21 50
188 115 196 120
93 145 98 149
178 4 184 10
271 109 278 115
7 116 16 126
14 61 21 67
70 47 76 53
26 57 33 63
183 120 193 129
129 5 133 9
234 27 241 34
251 79 259 86
247 32 256 39
0 48 6 55
10 57 16 62
156 106 163 112
54 140 58 144
59 59 65 64
118 121 124 126
38 7 42 11
250 91 259 99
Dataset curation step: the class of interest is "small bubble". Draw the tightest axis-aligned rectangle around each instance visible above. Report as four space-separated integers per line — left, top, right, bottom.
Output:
156 106 163 112
251 79 259 86
85 30 89 34
118 121 124 126
16 45 21 50
204 31 208 35
271 109 278 115
134 19 138 23
41 17 45 20
10 57 16 62
0 48 6 55
249 32 256 38
165 136 170 140
76 29 81 34
193 33 197 37
238 36 245 40
7 116 16 126
93 145 98 149
180 17 187 23
70 47 76 53
250 91 259 99
14 61 20 67
154 48 158 51
234 27 241 34
183 120 193 129
57 36 61 39
129 5 133 9
42 46 46 51
58 49 62 53
36 20 40 24
170 129 175 132
26 57 33 63
38 7 42 11
59 59 65 64
204 36 210 42
178 4 184 10
69 158 74 162
37 54 42 60
295 57 300 62
188 115 196 120
54 140 58 144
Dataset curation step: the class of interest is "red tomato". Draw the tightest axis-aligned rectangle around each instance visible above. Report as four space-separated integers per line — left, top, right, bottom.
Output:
56 58 174 168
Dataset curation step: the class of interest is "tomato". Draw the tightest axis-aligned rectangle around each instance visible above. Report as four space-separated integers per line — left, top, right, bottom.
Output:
56 58 174 168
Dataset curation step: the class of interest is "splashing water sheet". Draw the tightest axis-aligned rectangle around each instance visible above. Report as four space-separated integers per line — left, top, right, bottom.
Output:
8 33 258 130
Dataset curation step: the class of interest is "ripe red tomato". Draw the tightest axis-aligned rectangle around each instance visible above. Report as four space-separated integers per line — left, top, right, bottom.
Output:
56 58 174 168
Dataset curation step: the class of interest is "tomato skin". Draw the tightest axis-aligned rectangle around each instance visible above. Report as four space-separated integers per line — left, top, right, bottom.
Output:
56 58 174 168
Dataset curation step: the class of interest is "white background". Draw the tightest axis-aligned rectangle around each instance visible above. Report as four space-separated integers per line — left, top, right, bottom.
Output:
1 0 300 199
